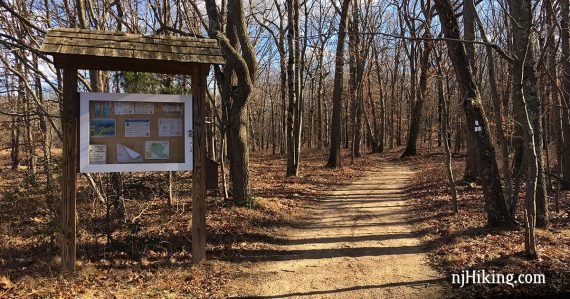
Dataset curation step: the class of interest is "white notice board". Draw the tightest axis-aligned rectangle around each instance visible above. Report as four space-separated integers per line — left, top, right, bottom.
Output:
79 92 192 173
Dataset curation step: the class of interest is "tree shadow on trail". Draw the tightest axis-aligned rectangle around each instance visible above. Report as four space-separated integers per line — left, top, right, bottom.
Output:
209 243 428 263
230 278 447 298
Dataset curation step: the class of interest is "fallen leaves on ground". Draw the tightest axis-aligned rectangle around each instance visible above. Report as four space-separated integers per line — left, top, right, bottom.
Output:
406 151 570 297
0 148 384 298
0 276 14 290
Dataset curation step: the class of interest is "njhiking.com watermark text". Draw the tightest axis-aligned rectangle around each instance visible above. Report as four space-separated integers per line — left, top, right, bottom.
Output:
452 270 546 288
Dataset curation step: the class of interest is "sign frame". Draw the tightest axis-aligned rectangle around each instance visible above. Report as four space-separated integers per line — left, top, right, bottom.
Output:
79 92 193 173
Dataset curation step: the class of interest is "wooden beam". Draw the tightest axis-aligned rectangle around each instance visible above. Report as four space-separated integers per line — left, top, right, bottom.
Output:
192 65 208 263
61 64 79 272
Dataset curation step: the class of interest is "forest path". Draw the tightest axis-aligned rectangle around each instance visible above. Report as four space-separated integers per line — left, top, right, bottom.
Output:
225 159 446 298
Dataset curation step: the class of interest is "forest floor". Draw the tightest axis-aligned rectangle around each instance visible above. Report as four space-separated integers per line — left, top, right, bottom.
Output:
0 147 569 298
223 158 447 298
405 152 570 297
0 148 387 298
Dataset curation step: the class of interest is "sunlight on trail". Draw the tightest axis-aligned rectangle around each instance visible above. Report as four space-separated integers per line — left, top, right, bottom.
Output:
225 160 447 298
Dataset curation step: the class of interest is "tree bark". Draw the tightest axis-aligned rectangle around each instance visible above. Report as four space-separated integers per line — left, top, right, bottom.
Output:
402 3 433 157
437 62 458 213
204 0 257 205
474 11 512 222
508 0 539 256
462 0 482 183
434 0 511 227
508 0 547 228
561 0 570 190
286 0 300 176
327 0 352 168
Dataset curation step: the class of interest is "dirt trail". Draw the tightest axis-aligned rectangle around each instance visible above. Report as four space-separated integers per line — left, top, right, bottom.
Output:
226 160 446 298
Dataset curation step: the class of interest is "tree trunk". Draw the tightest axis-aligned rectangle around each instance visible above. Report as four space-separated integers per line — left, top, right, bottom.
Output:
462 0 482 183
228 104 250 204
204 0 257 205
438 67 458 212
560 0 570 190
389 44 401 150
317 47 324 149
327 0 352 168
434 0 511 227
286 0 299 176
546 0 562 213
508 0 547 228
279 27 287 156
349 1 365 160
294 0 306 170
508 0 539 256
10 76 20 170
474 11 512 223
402 4 433 157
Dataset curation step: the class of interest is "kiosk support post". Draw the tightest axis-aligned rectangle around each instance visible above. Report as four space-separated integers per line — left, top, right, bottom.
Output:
61 63 79 272
192 65 208 263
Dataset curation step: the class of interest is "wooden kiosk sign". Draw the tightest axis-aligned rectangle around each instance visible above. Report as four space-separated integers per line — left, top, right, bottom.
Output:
40 28 224 272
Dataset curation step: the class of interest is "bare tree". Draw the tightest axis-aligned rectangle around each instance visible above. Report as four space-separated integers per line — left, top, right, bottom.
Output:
327 0 352 168
435 49 458 213
401 0 434 157
507 0 540 258
434 0 511 227
461 0 481 182
561 0 570 191
286 0 301 176
204 0 258 205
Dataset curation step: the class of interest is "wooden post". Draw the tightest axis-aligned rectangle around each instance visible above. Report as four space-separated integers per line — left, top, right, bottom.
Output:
61 63 79 272
192 65 208 263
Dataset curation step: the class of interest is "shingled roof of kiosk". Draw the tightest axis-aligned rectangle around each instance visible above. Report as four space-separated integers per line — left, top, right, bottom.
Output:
40 28 224 74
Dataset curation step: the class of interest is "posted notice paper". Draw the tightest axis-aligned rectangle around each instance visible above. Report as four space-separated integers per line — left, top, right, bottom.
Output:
158 118 183 137
115 102 135 114
135 103 155 114
125 119 151 137
163 103 183 113
89 144 107 164
117 144 143 163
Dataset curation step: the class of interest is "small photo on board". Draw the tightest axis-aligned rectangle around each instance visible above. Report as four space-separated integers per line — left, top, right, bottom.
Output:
90 119 116 137
93 102 111 118
145 141 169 160
101 102 111 117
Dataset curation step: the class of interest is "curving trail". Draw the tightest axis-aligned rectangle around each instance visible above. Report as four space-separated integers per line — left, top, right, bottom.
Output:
226 160 447 298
